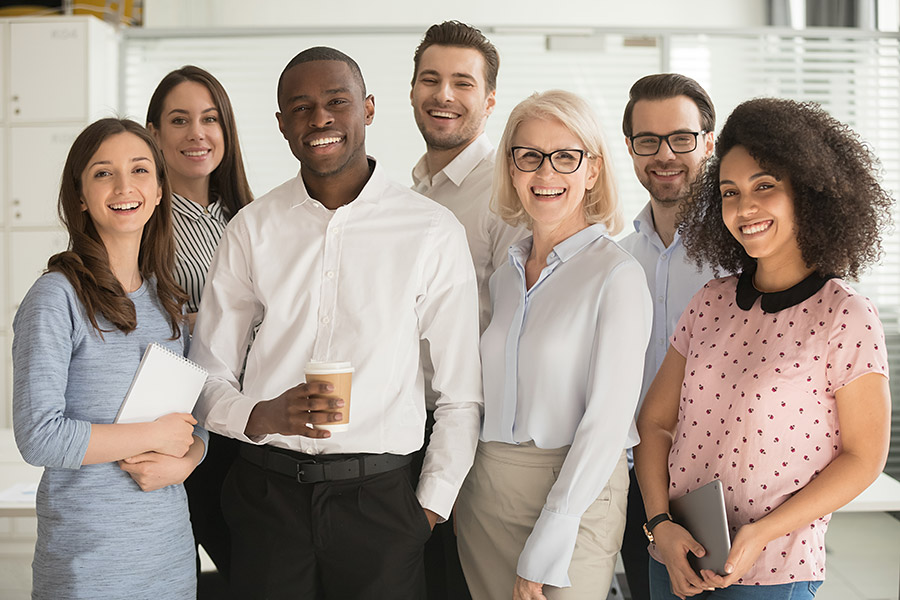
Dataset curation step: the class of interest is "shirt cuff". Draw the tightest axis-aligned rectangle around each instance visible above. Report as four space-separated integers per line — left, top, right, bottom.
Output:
62 419 93 470
191 425 210 463
415 473 458 522
516 507 580 588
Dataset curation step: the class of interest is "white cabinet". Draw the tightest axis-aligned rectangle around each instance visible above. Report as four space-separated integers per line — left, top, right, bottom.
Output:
9 19 117 123
9 230 69 323
9 126 80 228
0 17 118 424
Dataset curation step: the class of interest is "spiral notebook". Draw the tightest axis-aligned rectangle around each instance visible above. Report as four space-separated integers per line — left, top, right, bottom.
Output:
114 342 208 424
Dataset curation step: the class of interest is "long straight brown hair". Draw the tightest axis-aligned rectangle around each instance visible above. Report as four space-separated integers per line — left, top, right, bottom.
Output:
48 118 187 338
146 65 253 218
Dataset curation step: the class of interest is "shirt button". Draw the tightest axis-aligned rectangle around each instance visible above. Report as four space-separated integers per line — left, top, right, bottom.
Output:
331 228 340 235
657 296 664 303
326 270 335 278
659 338 666 345
660 254 667 261
321 316 331 324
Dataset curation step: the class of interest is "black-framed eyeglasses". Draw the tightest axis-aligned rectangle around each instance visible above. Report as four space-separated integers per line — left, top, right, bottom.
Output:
511 146 587 174
628 131 706 156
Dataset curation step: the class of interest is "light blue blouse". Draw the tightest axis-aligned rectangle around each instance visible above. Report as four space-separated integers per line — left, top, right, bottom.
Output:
480 223 652 587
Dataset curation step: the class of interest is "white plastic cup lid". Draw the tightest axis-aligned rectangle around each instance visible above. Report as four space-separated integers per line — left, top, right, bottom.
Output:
304 361 354 375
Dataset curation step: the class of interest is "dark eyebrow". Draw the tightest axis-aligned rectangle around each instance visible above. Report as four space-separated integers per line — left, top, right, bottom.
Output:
632 128 697 137
719 171 770 187
417 69 476 82
88 157 152 169
165 107 218 117
285 88 351 104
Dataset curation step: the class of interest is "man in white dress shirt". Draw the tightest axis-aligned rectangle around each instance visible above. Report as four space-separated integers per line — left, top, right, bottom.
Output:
617 73 717 600
409 22 525 600
190 46 483 600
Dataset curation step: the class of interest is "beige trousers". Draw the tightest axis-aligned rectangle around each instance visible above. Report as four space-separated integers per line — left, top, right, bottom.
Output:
456 441 629 600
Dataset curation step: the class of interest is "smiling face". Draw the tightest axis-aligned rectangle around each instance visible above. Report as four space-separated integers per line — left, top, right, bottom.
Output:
80 132 163 246
411 45 496 152
720 145 804 271
627 95 713 206
150 80 224 191
276 60 374 179
510 117 599 236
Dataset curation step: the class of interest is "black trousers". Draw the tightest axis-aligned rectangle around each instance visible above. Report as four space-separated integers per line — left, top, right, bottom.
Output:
410 411 472 600
621 466 651 600
184 431 240 577
222 452 430 600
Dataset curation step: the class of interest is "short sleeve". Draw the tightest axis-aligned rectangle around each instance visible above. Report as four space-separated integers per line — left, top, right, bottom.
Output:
825 293 889 392
670 284 708 356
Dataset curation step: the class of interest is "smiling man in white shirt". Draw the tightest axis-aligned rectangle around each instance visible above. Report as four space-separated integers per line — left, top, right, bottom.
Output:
409 22 525 600
617 73 716 600
190 46 483 600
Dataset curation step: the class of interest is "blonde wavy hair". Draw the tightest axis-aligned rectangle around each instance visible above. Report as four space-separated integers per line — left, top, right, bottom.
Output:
492 90 621 234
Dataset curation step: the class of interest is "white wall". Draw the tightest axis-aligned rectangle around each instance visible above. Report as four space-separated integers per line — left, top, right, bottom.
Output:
144 0 768 29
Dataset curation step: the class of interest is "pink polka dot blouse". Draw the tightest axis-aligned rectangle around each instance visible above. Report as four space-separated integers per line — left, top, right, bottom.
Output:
652 274 888 585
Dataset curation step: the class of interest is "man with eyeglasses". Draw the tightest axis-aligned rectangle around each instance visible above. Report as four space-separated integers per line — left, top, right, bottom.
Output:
618 73 717 600
409 21 526 600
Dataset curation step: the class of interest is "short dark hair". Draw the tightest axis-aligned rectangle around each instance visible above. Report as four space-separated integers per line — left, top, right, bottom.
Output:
622 73 715 137
277 46 367 105
679 98 892 280
146 65 253 220
412 21 499 92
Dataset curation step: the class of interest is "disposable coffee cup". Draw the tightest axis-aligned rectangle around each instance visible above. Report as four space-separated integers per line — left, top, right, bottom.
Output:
304 361 354 432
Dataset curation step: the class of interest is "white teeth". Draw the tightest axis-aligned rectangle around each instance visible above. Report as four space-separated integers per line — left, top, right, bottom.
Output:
533 188 565 196
110 201 140 211
653 170 680 177
183 150 209 157
309 136 342 147
429 110 458 119
741 221 772 235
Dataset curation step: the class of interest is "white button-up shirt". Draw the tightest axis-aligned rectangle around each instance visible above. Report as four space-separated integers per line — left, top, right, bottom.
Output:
412 133 527 411
618 202 715 413
190 161 484 519
412 133 527 333
481 224 651 587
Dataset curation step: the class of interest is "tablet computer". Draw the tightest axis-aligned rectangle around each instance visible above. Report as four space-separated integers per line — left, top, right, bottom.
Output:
669 479 732 575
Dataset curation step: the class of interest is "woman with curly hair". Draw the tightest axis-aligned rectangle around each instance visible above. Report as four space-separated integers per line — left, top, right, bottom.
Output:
635 97 892 600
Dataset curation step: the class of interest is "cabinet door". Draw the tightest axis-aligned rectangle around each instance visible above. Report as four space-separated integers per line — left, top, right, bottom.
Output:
10 21 88 123
9 126 80 228
1 333 8 430
9 229 69 321
0 126 5 227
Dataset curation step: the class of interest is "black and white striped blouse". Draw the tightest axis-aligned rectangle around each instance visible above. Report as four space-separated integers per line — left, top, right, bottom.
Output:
172 193 229 313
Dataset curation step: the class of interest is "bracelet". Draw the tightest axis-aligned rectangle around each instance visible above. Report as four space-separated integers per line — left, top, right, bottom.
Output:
642 512 673 543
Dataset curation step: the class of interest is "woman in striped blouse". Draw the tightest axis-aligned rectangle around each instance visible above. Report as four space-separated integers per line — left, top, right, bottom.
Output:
146 65 253 589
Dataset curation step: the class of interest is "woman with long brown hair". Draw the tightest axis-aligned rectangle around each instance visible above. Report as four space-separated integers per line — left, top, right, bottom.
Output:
145 66 252 584
13 118 207 599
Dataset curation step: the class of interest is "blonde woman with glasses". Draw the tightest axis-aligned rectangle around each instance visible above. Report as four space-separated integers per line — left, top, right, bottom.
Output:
456 90 651 600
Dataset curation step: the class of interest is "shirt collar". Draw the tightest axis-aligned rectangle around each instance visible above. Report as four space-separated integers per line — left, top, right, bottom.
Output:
411 133 493 188
508 222 608 266
172 192 224 222
736 264 836 312
632 201 681 251
291 157 383 209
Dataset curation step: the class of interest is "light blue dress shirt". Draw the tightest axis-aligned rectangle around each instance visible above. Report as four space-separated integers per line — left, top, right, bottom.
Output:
619 202 715 468
480 223 651 587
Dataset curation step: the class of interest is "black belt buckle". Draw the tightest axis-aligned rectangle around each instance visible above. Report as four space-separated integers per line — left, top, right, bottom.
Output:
296 462 325 483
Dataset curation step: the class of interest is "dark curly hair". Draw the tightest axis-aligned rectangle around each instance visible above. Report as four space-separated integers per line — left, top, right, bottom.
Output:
679 97 893 280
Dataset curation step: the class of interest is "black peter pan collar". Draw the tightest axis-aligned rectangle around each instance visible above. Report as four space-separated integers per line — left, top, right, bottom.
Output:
736 265 836 313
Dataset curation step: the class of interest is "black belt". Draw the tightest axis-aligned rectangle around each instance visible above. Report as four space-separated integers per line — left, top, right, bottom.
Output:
240 443 413 484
